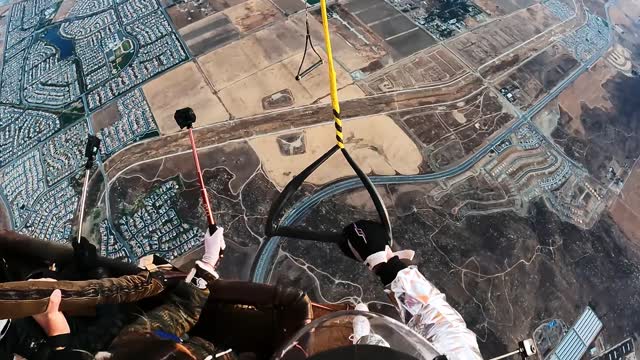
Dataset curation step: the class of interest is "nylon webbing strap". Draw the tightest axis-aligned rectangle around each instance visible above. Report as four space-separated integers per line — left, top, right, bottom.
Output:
319 0 344 149
333 109 344 148
261 0 393 248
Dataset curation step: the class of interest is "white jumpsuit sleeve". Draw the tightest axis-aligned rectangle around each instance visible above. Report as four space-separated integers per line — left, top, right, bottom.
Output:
388 266 483 360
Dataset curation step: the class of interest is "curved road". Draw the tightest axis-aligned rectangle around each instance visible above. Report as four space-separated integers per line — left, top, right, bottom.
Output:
251 5 616 282
251 116 526 282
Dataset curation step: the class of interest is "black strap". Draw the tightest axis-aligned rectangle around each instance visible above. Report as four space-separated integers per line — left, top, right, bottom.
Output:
264 145 393 246
48 333 71 348
295 17 323 80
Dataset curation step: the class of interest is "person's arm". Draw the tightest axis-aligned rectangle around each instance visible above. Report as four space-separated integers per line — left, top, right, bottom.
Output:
29 288 97 359
0 291 71 360
383 261 483 360
342 221 483 360
114 280 210 340
115 227 225 340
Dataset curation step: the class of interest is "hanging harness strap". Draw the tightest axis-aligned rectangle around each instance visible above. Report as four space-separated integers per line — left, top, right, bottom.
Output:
295 3 323 81
265 0 392 245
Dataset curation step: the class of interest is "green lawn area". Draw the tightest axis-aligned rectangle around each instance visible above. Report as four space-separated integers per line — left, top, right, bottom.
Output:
111 50 134 72
122 39 133 52
109 37 135 73
59 102 86 127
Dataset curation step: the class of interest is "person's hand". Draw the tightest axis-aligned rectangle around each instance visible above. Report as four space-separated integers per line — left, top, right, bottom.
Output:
196 226 225 274
341 220 414 270
32 289 71 337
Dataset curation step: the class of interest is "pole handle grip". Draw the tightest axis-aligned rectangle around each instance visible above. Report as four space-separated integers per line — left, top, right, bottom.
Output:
208 223 217 235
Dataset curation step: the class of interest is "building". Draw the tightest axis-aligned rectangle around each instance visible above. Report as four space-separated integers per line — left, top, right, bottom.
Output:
546 307 603 360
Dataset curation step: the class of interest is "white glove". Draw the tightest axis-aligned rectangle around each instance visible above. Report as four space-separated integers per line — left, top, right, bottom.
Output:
343 221 415 270
365 247 415 271
196 226 225 274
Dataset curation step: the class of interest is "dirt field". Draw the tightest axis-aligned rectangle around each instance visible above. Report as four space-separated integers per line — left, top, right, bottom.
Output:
496 44 579 109
54 0 76 21
448 4 560 69
224 0 281 32
320 6 388 72
177 0 283 56
532 99 560 137
217 49 354 118
142 61 229 134
167 0 247 29
610 198 640 246
195 9 371 84
359 46 469 94
609 0 640 30
343 0 436 59
179 13 240 57
199 14 355 118
557 58 616 132
91 102 120 131
248 115 422 188
199 19 302 89
583 0 607 18
610 164 640 247
395 89 513 170
606 44 633 75
522 45 581 89
473 0 536 16
479 0 585 81
271 0 303 13
609 0 640 62
479 25 574 81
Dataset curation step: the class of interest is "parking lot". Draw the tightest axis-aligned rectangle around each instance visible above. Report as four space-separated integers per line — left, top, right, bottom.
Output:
597 339 635 360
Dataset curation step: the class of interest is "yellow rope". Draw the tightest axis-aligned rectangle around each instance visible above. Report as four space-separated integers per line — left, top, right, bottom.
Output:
318 0 344 149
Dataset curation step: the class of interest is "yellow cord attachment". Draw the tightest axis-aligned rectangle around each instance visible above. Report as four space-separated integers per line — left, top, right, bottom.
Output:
319 0 344 149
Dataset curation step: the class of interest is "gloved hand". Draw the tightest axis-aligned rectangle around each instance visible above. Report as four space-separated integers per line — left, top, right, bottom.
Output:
196 226 225 275
341 220 414 269
341 220 415 285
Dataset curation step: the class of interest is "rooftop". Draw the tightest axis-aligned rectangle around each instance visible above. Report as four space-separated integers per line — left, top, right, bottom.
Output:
547 307 603 360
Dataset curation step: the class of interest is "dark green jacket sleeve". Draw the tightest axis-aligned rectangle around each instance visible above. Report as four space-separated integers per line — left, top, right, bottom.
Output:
113 282 208 340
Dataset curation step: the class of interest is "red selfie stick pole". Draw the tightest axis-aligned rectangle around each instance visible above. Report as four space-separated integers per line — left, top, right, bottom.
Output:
175 108 217 234
188 127 216 231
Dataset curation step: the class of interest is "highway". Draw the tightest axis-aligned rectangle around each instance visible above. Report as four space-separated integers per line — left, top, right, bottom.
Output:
251 4 616 283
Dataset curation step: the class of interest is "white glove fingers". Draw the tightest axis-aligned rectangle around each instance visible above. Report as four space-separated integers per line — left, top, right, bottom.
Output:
202 226 225 268
393 249 415 261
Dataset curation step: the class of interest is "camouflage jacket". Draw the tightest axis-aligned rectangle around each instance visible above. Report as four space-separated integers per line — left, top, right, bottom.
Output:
110 271 235 360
